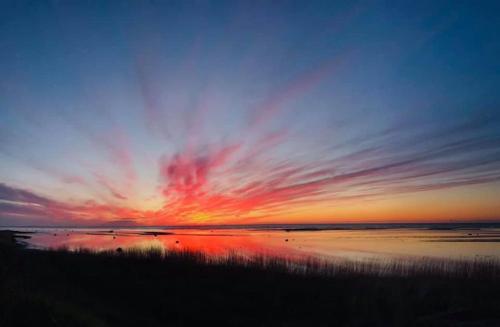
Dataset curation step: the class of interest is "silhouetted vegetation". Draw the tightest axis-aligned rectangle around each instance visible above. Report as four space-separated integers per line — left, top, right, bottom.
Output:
1 231 500 326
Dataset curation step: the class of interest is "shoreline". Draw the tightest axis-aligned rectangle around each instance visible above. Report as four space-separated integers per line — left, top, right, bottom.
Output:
0 230 33 248
3 228 500 278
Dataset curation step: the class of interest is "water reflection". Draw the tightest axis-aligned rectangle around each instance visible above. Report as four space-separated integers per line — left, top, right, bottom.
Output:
17 227 500 262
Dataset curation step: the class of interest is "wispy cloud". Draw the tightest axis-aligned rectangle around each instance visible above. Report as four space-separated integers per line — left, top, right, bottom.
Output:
0 183 145 226
147 113 500 224
2 102 499 225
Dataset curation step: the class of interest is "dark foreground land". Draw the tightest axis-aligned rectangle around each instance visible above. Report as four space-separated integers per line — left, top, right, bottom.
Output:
1 231 500 327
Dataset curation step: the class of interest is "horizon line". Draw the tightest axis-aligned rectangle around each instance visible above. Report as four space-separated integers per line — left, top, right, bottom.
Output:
2 221 500 229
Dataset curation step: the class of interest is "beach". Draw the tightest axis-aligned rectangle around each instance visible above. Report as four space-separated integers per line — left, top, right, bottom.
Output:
2 229 500 326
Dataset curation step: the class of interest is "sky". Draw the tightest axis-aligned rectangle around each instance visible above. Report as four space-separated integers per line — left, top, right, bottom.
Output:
1 0 500 226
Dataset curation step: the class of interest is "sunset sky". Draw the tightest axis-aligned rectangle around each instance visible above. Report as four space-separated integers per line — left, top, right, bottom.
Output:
1 1 499 226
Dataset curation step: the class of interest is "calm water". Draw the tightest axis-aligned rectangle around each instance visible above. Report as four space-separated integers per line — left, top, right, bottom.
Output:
10 224 500 262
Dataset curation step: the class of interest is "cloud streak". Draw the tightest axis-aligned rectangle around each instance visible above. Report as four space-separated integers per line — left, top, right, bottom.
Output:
147 113 500 224
2 106 499 225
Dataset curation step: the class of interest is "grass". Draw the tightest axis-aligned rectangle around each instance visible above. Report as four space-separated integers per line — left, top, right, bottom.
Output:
1 230 500 326
80 245 500 279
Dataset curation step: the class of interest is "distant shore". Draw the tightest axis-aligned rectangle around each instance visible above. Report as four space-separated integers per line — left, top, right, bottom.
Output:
3 221 500 231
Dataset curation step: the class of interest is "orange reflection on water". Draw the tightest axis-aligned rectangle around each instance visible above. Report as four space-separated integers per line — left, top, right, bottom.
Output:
26 229 300 259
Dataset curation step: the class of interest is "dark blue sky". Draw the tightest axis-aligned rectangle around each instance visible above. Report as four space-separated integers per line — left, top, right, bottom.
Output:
0 0 499 226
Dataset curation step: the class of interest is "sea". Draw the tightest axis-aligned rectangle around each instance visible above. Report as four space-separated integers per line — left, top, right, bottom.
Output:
6 223 500 262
